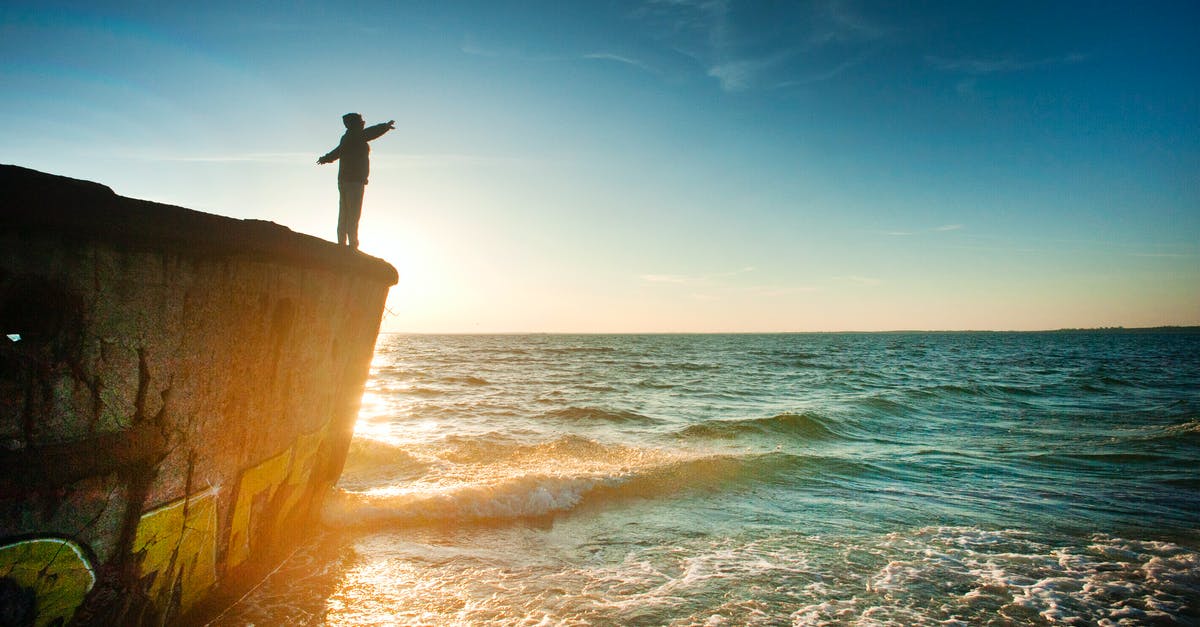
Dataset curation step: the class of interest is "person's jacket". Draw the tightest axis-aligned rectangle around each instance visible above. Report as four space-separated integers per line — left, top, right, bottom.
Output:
320 123 391 184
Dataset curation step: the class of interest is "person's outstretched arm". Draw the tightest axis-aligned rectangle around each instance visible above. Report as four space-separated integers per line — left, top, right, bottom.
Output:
364 120 396 142
317 144 342 165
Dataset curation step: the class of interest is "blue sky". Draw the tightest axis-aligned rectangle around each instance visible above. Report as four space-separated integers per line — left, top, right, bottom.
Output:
2 1 1197 331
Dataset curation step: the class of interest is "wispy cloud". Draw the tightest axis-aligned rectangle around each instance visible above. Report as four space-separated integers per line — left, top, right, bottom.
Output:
460 36 560 62
461 2 887 91
708 52 795 91
374 153 526 169
583 52 655 73
636 0 889 92
926 52 1086 75
640 266 755 285
773 51 872 88
464 35 660 77
135 152 311 163
809 0 887 45
744 284 821 296
641 273 708 285
641 267 817 300
688 284 822 301
235 18 379 35
129 151 521 169
838 275 882 286
460 38 501 58
881 224 963 236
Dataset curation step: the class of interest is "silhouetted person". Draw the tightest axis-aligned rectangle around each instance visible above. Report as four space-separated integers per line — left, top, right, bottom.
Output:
317 113 395 249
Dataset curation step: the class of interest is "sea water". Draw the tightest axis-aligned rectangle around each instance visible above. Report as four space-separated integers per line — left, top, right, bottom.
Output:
214 332 1200 625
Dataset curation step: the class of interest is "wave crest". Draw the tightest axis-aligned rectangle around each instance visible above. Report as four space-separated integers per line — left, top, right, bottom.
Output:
339 438 431 489
540 406 660 424
678 412 841 441
324 448 803 527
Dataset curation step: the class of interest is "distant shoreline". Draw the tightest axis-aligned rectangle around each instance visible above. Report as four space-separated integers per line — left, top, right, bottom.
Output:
380 326 1200 336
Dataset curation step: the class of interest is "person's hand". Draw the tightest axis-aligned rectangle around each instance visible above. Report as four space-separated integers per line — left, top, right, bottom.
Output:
387 120 396 130
317 156 329 165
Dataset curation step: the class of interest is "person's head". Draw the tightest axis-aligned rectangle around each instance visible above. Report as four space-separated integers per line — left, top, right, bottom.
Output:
342 112 365 130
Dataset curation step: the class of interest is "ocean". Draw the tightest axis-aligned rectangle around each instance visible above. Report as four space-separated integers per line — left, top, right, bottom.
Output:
213 331 1200 625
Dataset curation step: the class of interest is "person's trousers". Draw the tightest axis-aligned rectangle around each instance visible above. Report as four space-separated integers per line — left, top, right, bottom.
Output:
337 181 365 248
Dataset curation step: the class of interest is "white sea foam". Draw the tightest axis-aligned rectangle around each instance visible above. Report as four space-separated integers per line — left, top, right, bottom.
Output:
233 511 1200 625
793 527 1200 625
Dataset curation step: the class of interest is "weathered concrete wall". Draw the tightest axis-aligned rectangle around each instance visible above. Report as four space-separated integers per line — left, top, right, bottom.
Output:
0 165 397 624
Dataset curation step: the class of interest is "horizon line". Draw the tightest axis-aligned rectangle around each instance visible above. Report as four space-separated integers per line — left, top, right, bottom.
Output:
379 325 1200 336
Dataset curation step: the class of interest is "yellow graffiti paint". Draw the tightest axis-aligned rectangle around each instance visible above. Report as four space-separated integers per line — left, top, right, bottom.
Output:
132 489 217 614
0 538 95 627
227 448 291 568
277 422 329 522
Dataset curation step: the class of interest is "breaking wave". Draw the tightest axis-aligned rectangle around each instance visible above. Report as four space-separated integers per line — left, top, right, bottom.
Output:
337 438 432 490
325 445 807 527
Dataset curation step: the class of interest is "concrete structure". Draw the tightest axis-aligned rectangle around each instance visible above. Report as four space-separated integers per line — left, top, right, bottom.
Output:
0 165 397 625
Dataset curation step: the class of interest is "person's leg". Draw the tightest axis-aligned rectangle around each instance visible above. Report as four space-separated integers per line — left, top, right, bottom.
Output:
346 183 365 249
337 182 350 245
